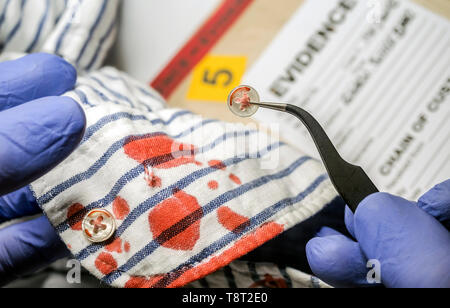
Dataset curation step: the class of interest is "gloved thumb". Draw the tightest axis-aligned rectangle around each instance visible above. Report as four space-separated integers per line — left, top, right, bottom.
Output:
418 179 450 229
354 193 450 288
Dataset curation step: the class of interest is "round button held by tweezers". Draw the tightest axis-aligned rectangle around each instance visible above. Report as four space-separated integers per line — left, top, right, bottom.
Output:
227 85 260 117
82 209 116 243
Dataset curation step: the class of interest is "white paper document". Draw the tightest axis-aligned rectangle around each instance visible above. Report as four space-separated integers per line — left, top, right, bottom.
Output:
244 0 450 199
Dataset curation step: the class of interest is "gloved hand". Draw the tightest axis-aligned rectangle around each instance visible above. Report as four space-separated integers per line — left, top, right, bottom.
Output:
0 53 86 285
306 180 450 288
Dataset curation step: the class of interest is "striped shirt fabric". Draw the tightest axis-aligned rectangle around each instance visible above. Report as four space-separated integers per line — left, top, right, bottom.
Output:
0 0 338 288
0 0 119 71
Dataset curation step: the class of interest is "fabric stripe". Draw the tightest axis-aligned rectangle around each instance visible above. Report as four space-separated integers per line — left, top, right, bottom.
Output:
74 142 283 261
223 266 237 288
247 262 260 283
102 72 165 105
73 89 95 107
25 0 50 52
54 0 68 24
103 172 328 284
55 0 83 54
85 17 115 70
81 110 194 144
3 0 26 47
39 125 255 207
279 265 292 288
89 76 134 107
75 0 107 65
0 0 12 29
77 82 123 106
80 82 155 114
78 81 154 113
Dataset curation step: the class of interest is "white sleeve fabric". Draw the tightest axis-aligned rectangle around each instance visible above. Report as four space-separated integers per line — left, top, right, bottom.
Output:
0 0 338 288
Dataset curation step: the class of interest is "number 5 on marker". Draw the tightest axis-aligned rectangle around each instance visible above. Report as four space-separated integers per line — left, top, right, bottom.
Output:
187 55 247 102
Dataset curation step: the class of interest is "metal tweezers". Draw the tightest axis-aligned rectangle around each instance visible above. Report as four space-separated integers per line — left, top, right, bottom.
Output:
251 102 379 212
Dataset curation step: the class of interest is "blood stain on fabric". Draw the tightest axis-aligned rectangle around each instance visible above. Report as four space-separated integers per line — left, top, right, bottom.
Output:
95 252 118 275
124 241 131 253
144 165 162 188
229 173 242 185
124 134 200 169
106 238 122 253
235 91 251 111
149 190 202 251
165 221 285 288
208 180 219 190
113 196 130 220
208 160 227 170
125 134 201 187
217 206 250 234
67 203 88 231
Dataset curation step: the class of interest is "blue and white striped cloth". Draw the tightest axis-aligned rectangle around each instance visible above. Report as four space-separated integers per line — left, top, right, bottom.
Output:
0 0 119 71
32 71 337 287
0 0 338 288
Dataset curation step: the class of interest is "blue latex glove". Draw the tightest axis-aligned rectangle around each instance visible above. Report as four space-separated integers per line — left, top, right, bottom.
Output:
0 53 86 285
306 180 450 288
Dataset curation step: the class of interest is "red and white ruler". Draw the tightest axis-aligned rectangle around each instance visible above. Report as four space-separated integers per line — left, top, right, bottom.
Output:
150 0 254 99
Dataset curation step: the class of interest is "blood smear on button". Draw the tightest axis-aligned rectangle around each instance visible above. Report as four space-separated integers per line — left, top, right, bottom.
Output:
228 85 259 117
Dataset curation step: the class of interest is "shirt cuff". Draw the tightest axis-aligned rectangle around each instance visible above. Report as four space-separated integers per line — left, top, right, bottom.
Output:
31 68 338 288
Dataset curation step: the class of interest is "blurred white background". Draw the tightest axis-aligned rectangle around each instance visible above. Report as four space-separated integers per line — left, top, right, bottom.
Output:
111 0 221 83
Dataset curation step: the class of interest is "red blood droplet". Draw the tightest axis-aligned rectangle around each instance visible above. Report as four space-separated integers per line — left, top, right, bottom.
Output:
113 196 130 220
208 160 227 170
106 238 122 253
144 166 162 188
67 203 87 231
229 173 242 185
95 252 118 275
149 190 202 251
124 241 131 253
124 134 199 169
218 206 250 234
208 180 219 190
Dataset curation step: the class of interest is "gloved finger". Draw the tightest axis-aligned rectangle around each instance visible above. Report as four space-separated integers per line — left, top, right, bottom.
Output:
354 193 450 288
0 186 40 224
344 205 356 238
0 96 86 195
0 53 76 112
418 179 450 228
0 215 70 286
306 233 372 288
316 226 343 237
